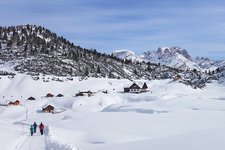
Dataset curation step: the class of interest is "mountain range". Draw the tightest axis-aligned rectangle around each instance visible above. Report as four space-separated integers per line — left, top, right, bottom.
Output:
0 25 224 88
112 47 225 71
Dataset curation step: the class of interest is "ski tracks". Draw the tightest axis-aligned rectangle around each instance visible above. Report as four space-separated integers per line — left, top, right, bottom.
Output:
12 133 46 150
11 126 79 150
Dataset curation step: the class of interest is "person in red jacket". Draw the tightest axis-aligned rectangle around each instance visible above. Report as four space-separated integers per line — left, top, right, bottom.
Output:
39 122 44 135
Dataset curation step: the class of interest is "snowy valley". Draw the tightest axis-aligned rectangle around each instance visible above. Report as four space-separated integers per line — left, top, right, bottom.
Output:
0 25 225 150
0 72 225 150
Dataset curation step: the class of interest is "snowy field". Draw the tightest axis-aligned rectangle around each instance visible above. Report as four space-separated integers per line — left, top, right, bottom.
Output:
0 73 225 150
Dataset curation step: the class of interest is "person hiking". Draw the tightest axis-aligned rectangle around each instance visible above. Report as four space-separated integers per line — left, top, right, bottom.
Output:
30 125 34 136
33 122 37 133
39 122 44 135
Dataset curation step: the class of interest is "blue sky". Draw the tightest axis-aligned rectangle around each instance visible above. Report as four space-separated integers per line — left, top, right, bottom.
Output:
1 0 225 60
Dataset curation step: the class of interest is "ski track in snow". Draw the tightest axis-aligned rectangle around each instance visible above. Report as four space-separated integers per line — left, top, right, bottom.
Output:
13 133 46 150
11 127 78 150
9 98 56 150
10 99 48 150
9 98 78 150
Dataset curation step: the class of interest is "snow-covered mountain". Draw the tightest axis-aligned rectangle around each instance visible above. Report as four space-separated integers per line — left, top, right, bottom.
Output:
0 25 223 88
194 56 225 71
112 50 144 62
144 46 200 70
0 25 208 86
112 47 224 71
194 57 216 70
0 25 162 80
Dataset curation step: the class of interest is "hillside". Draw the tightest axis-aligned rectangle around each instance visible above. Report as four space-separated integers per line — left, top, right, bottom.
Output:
0 25 179 80
0 25 217 88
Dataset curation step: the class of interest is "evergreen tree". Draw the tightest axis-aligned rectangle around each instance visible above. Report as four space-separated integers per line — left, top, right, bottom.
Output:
30 47 34 56
50 45 54 51
72 52 78 61
108 72 112 78
11 30 20 43
134 69 137 75
33 47 38 55
192 69 197 73
0 27 2 38
40 46 45 53
7 40 13 48
97 65 101 73
208 70 211 75
147 62 152 71
84 67 89 76
216 68 220 73
3 33 7 40
70 68 73 76
24 44 28 54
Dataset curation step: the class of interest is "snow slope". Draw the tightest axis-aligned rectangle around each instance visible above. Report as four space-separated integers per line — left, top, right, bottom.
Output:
0 73 225 150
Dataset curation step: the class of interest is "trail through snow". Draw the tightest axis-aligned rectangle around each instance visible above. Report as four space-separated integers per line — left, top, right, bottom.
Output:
11 103 48 150
13 133 46 150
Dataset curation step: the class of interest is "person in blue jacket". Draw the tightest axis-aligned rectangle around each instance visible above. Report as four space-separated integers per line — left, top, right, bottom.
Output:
33 122 37 133
30 125 34 136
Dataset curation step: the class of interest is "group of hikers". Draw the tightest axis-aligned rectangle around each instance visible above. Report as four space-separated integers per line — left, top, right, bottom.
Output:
30 122 44 136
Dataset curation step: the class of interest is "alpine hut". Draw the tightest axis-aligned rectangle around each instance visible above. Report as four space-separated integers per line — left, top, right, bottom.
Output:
46 93 54 98
28 97 36 100
56 94 64 97
42 104 54 113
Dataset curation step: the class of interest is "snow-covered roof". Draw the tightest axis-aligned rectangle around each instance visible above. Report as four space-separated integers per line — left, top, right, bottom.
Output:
42 103 55 109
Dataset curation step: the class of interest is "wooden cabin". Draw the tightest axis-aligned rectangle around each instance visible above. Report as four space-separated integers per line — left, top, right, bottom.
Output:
42 104 54 113
102 90 108 94
14 100 20 105
7 101 14 106
141 82 148 92
173 75 182 81
56 94 64 97
28 97 36 100
129 83 141 93
7 100 20 106
124 82 149 93
124 83 141 93
124 87 130 93
46 93 54 98
76 92 84 97
76 91 93 97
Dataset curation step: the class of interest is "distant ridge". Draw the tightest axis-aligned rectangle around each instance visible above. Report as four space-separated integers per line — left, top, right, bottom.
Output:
113 46 225 71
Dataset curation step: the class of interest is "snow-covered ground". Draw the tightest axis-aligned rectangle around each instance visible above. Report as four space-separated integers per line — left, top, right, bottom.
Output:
0 73 225 150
